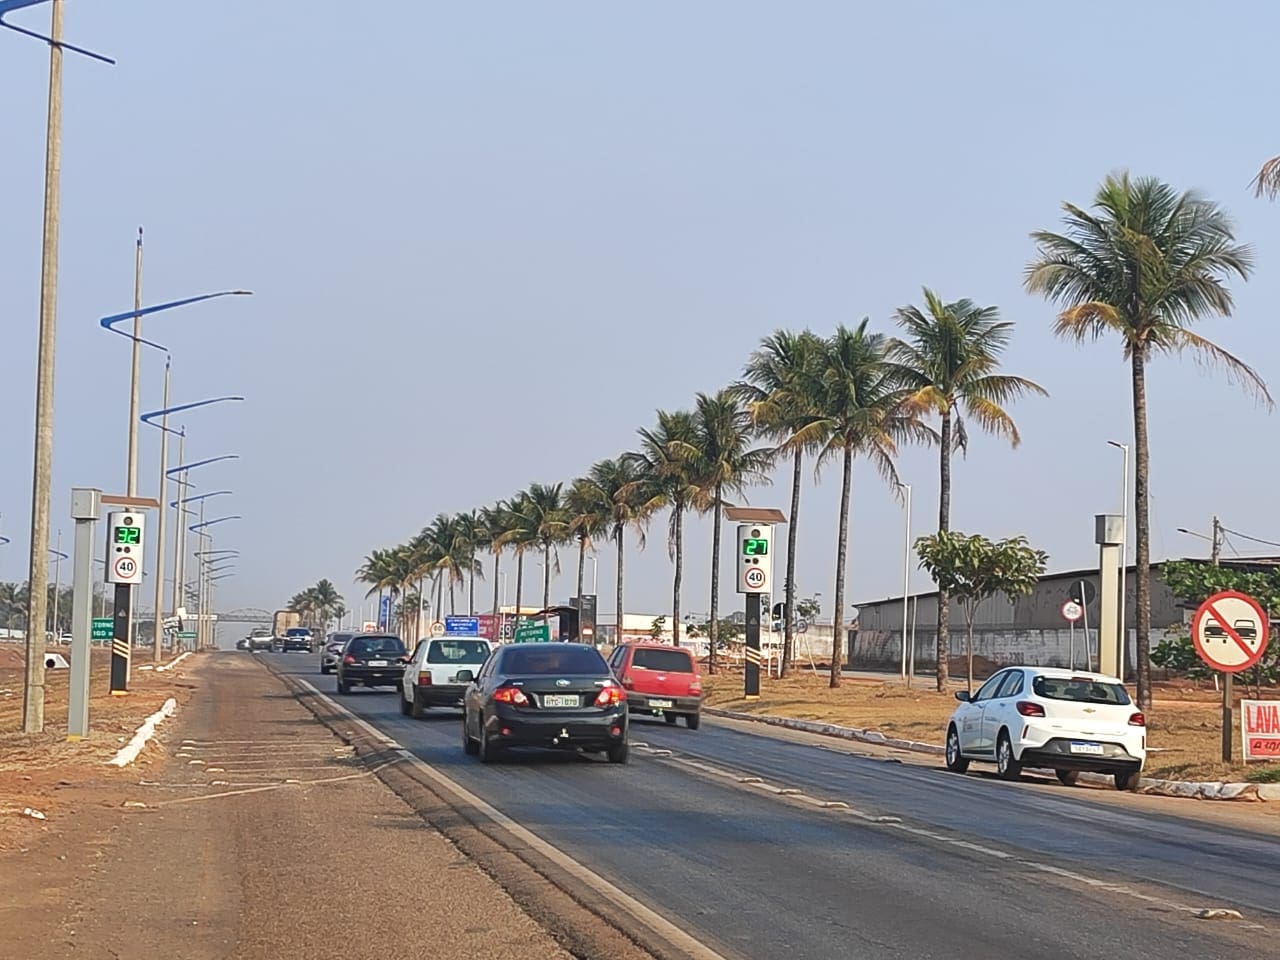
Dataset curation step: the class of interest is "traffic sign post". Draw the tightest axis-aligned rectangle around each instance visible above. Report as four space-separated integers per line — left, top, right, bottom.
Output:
1062 599 1084 671
430 621 446 638
91 617 113 641
105 510 145 695
1191 590 1271 762
513 620 551 644
445 616 480 636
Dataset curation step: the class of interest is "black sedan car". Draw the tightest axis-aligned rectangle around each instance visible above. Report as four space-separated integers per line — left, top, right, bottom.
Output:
336 634 408 694
461 643 628 764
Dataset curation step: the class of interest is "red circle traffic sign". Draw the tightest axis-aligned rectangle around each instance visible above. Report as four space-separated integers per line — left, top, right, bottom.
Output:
1191 590 1270 673
744 567 766 590
1061 600 1083 623
113 555 138 580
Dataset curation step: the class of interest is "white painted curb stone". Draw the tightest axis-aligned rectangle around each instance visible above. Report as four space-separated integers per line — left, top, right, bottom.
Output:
108 698 177 767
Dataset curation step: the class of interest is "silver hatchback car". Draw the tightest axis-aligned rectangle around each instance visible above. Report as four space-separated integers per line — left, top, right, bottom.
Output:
320 631 356 674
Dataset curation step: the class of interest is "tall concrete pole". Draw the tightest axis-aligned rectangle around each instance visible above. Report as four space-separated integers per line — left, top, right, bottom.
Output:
170 431 185 620
126 227 143 496
151 357 171 661
23 0 66 734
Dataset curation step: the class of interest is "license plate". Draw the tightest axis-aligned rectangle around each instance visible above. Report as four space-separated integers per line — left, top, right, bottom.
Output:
367 660 388 667
1069 741 1104 755
543 694 578 708
649 699 674 709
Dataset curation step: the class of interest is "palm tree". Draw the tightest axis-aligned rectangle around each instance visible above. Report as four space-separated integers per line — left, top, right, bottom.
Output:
628 410 701 645
501 494 538 624
734 329 826 676
454 510 484 614
479 504 508 634
586 457 651 647
886 289 1047 692
799 320 931 688
516 483 570 611
1253 157 1280 200
691 389 774 672
309 578 345 634
1026 171 1271 709
356 548 401 630
566 477 609 606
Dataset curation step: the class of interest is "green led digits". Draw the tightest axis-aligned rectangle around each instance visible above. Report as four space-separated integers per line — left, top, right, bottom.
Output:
115 526 141 545
742 538 768 556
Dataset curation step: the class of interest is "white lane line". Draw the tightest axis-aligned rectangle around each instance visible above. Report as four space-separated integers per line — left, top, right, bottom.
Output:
293 678 731 960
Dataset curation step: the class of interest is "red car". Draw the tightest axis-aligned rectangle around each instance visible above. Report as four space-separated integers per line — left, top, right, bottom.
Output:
607 642 703 729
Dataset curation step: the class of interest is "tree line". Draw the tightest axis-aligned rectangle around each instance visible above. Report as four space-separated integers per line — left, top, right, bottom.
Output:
359 171 1272 710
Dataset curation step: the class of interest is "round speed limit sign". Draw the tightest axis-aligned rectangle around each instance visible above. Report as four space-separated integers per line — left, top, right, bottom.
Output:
113 556 138 581
744 567 766 590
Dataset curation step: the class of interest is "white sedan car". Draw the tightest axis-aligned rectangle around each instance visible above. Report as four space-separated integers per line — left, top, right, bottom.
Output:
944 666 1146 790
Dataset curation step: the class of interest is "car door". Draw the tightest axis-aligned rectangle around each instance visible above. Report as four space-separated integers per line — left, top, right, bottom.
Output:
980 670 1025 755
403 641 426 699
465 649 498 737
962 672 1008 755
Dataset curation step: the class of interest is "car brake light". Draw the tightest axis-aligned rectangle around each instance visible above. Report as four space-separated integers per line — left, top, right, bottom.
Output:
492 686 528 705
1128 712 1145 727
417 672 432 687
594 685 625 707
342 654 356 665
688 680 702 695
1016 701 1045 717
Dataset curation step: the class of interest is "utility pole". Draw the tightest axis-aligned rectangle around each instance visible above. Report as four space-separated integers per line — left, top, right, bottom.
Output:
151 357 171 661
127 227 143 497
1211 515 1232 762
23 0 65 734
1211 516 1222 566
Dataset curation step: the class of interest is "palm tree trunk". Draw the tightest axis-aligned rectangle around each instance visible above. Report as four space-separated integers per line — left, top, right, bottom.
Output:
543 543 552 611
491 551 501 638
515 551 524 622
449 579 456 615
830 446 853 688
1132 349 1152 711
782 448 802 678
615 527 625 646
709 486 723 674
935 409 953 692
672 506 683 646
576 537 586 603
966 609 976 696
434 575 443 625
469 552 476 615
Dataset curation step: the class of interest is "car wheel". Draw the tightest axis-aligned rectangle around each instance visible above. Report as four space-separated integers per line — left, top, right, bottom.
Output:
479 724 501 764
996 730 1022 781
664 713 678 725
337 677 350 695
1055 769 1080 787
945 725 970 773
1114 769 1141 792
607 741 630 764
410 691 426 719
320 663 330 675
462 711 479 756
399 689 412 716
685 712 700 730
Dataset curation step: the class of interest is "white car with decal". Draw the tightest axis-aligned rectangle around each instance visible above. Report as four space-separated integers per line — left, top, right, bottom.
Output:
400 637 494 718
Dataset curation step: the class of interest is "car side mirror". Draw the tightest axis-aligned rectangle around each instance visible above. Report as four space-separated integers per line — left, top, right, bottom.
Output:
954 691 970 702
456 669 474 683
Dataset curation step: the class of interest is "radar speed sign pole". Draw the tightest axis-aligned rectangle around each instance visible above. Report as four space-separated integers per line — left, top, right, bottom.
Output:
105 508 146 693
726 507 787 700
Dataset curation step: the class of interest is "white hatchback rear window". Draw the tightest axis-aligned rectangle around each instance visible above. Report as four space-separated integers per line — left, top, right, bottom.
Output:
1033 676 1130 706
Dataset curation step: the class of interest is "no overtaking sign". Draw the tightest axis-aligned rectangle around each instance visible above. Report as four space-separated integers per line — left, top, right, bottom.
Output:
1192 590 1270 673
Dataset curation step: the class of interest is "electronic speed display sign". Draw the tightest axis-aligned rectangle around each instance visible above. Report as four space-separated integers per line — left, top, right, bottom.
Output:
737 524 774 594
105 511 145 585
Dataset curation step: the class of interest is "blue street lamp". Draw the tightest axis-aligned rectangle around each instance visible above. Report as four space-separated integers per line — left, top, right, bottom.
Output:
166 456 237 625
167 455 239 478
190 516 241 533
172 491 233 509
0 0 114 62
141 396 244 427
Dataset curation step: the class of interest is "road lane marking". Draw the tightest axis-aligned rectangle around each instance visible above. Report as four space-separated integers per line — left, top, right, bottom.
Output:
294 677 732 960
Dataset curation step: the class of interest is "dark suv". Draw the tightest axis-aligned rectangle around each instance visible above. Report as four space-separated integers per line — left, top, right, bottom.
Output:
337 634 408 694
281 627 315 653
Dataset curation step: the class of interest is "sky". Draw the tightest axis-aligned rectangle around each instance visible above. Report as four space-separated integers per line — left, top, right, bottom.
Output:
2 1 1278 629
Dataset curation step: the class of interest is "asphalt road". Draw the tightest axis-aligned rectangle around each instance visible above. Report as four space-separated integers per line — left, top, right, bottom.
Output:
262 653 1277 960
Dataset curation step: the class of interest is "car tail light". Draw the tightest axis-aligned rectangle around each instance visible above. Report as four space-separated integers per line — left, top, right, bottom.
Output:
416 672 432 687
342 654 356 665
1128 712 1145 727
688 680 703 695
492 686 528 705
1016 701 1045 717
594 685 625 707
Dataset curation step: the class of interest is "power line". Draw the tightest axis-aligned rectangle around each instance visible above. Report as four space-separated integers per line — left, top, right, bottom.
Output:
1221 526 1280 549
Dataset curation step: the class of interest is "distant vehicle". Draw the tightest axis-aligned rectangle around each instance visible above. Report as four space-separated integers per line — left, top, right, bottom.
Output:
607 641 703 729
461 642 628 764
271 609 302 639
945 667 1146 791
248 629 273 653
400 637 492 717
236 637 250 651
336 634 407 694
280 627 315 653
320 631 355 674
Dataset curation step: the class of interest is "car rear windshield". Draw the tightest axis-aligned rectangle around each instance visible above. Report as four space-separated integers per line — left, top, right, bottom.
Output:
502 646 608 675
427 640 490 663
631 648 695 673
349 636 405 656
1033 676 1131 706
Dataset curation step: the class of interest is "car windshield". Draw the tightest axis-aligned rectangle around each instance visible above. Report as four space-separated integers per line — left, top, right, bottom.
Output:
427 640 490 663
286 628 310 636
631 648 694 673
502 646 608 675
1033 675 1131 706
349 636 405 656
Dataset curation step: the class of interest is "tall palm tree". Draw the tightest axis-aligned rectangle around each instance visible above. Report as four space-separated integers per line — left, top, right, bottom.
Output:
566 477 609 606
798 320 932 688
454 510 484 614
586 457 651 647
1025 171 1271 709
501 494 538 624
309 578 345 634
517 482 570 611
628 410 701 645
479 504 508 634
691 389 774 672
886 289 1046 692
734 329 826 676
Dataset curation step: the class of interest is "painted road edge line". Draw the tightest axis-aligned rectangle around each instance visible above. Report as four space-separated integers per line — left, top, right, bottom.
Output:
107 697 177 767
293 678 730 960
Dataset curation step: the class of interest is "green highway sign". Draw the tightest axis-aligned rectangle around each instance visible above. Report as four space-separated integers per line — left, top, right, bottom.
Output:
513 620 551 643
177 631 197 640
91 617 113 641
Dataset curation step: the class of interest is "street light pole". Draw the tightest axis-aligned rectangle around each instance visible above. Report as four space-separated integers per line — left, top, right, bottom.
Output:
1108 441 1130 679
51 534 65 638
171 429 185 619
21 0 64 735
897 483 911 685
127 227 143 496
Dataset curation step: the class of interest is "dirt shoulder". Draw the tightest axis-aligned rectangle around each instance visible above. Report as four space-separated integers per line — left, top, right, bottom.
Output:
0 652 573 960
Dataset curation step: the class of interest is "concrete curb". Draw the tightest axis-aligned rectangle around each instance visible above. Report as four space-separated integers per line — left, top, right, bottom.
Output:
704 706 1276 802
107 697 177 767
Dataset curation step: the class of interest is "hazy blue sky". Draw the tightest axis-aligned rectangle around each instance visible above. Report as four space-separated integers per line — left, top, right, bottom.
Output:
2 1 1277 627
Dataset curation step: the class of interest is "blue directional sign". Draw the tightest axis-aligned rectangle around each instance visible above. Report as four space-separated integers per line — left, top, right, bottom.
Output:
378 595 391 629
445 616 480 636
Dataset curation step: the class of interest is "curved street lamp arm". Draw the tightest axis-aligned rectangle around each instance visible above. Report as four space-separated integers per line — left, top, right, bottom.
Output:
141 396 244 425
99 290 252 333
0 0 116 63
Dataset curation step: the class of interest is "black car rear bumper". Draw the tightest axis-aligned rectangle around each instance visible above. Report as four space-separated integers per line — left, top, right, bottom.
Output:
417 683 467 706
339 667 405 686
486 705 627 750
1020 738 1142 774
